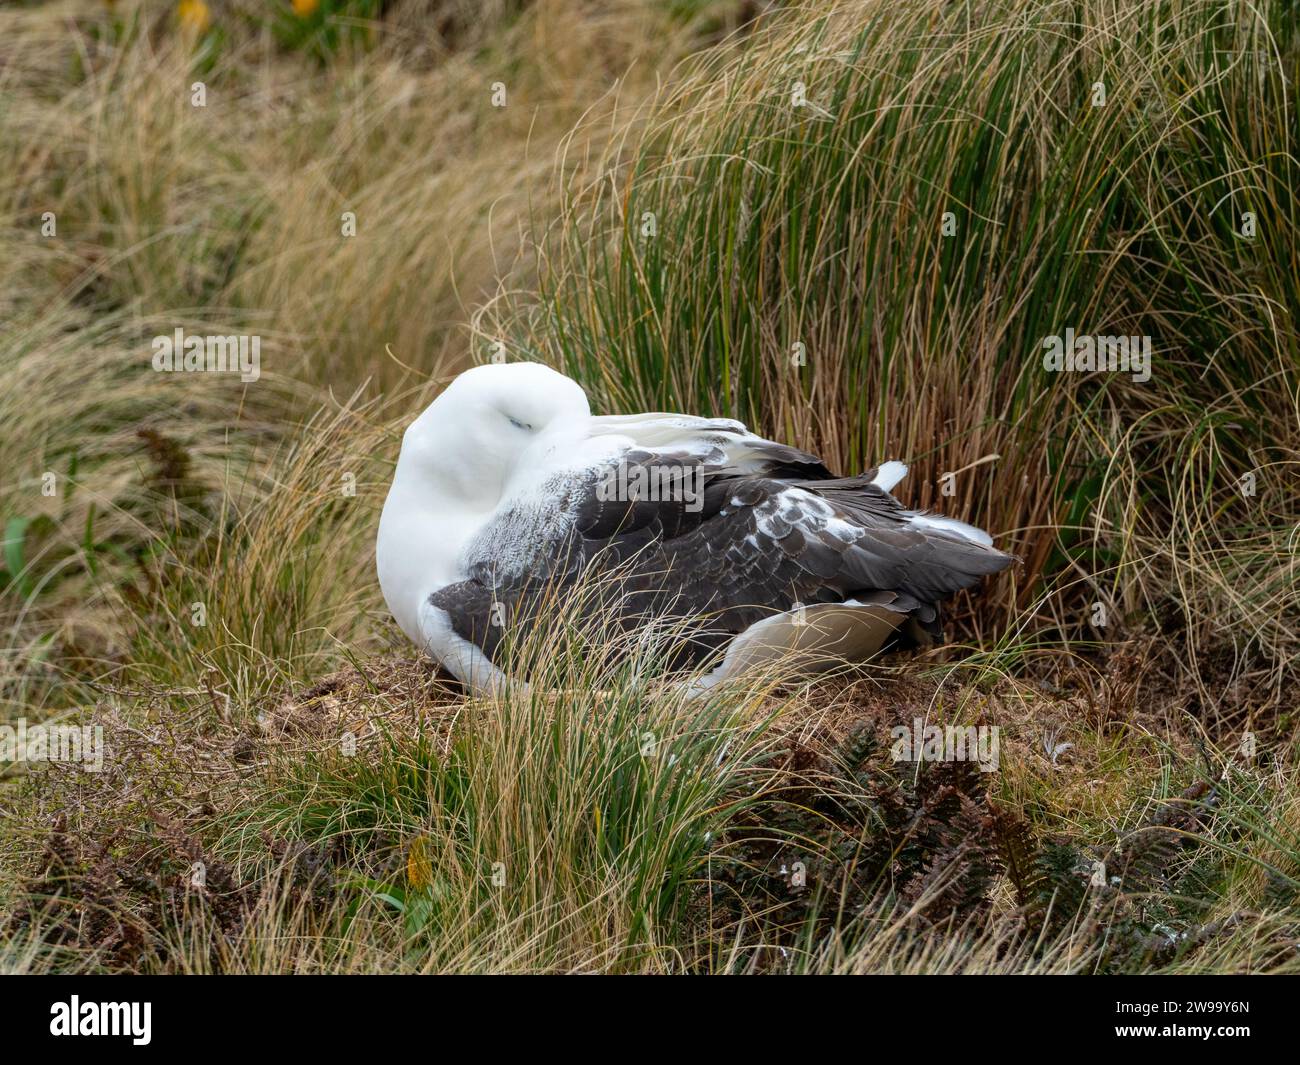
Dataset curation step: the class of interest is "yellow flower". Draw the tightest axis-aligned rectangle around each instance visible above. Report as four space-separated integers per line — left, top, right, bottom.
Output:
292 0 321 16
177 0 211 35
406 834 433 892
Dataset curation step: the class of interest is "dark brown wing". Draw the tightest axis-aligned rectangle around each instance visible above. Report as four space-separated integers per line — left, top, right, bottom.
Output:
429 454 1013 668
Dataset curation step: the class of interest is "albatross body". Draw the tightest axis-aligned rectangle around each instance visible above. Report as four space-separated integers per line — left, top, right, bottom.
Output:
376 362 1013 694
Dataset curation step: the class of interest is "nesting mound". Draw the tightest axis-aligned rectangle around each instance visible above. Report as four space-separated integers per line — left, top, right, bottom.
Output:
262 654 463 748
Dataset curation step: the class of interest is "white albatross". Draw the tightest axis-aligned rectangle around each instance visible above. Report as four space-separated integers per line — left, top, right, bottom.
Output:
377 362 1013 695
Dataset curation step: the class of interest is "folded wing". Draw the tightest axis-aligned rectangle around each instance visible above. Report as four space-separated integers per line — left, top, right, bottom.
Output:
433 427 1014 673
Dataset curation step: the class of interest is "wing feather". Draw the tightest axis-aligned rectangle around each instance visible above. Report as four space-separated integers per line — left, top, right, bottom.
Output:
438 438 1013 668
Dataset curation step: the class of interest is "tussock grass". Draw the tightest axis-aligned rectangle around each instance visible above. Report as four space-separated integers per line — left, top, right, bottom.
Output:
486 0 1299 682
239 627 781 972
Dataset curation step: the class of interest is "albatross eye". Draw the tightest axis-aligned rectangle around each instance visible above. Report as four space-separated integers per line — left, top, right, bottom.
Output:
506 415 535 432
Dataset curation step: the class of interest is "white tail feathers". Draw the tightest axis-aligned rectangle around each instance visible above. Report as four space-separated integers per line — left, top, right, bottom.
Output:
870 460 908 492
907 513 994 547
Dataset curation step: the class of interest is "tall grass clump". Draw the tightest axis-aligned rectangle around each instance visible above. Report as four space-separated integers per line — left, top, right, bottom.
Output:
232 594 785 973
488 0 1298 691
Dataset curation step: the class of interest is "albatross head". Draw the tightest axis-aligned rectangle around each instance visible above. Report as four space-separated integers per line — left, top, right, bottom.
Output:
395 362 592 508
